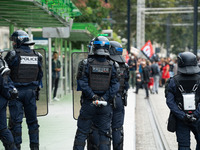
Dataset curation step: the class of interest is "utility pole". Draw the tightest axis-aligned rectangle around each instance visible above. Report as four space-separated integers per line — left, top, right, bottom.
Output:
194 0 198 55
137 0 145 50
166 15 170 57
127 0 130 53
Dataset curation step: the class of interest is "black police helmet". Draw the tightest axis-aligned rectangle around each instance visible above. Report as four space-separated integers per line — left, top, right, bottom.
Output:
177 52 200 74
10 30 35 48
93 36 110 56
109 41 125 63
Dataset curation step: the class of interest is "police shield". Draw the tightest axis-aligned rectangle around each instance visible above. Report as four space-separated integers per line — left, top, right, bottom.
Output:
34 48 48 116
72 52 88 119
3 48 48 117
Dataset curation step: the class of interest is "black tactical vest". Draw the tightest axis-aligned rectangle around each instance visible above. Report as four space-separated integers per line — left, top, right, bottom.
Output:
173 74 200 113
10 49 39 83
118 63 126 93
89 59 112 91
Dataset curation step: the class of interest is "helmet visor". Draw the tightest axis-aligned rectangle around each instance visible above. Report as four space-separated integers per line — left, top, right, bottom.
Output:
93 41 110 50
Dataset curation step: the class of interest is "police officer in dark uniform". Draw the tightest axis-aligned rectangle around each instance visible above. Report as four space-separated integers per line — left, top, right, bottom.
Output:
109 41 129 150
0 52 18 150
87 41 129 150
4 30 43 150
73 36 119 150
166 52 200 150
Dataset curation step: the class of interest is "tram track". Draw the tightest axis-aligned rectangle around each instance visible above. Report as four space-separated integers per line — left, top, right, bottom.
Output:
145 97 170 150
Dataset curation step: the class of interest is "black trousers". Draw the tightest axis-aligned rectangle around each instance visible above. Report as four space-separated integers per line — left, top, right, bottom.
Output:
52 77 59 98
143 82 149 97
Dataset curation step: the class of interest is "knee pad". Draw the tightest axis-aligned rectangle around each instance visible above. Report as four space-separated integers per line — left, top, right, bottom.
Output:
0 128 16 150
27 120 39 129
29 129 39 135
4 142 17 150
87 126 99 150
99 130 111 148
73 140 86 148
112 127 124 150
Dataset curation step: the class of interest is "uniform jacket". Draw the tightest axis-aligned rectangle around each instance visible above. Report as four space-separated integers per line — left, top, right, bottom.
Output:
166 76 200 120
78 56 120 102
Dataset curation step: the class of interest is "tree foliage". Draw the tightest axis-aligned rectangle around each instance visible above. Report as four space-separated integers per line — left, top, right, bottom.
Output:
72 0 111 28
145 0 197 54
72 0 200 55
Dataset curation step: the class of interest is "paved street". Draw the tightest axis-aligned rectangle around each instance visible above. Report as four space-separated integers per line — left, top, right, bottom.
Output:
0 90 136 150
0 87 197 150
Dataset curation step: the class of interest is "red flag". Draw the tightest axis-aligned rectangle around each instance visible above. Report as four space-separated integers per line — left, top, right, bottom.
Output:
141 40 154 59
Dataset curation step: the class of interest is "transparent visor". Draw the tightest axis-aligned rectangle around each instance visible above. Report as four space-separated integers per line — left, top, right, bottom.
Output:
93 41 110 50
115 47 123 55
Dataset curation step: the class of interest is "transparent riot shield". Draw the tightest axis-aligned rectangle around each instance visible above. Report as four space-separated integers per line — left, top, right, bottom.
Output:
71 52 88 120
34 48 48 116
3 48 48 117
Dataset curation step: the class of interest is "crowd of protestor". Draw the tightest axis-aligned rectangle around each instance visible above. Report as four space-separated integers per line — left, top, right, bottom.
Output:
128 53 178 99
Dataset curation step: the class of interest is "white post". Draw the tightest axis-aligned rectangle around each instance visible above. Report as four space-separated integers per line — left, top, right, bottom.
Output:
81 43 84 52
28 27 34 49
48 38 52 103
137 0 145 50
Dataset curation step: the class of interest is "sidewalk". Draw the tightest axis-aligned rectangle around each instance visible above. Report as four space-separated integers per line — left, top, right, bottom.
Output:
149 87 196 150
0 90 136 150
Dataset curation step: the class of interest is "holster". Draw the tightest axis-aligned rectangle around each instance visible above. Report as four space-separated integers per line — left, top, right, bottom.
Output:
110 96 116 109
122 90 127 106
35 87 40 101
167 111 176 132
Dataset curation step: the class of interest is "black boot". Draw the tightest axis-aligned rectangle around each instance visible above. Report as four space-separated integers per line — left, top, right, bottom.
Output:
16 144 21 150
30 143 39 150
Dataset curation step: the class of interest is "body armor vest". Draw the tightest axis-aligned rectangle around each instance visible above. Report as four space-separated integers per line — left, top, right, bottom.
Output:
118 63 126 93
10 49 39 83
173 74 200 114
89 59 112 91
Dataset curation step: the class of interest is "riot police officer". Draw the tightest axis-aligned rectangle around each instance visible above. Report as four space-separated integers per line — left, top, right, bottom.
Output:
165 52 200 150
73 36 119 150
0 52 18 150
4 30 43 150
109 41 129 150
87 41 129 150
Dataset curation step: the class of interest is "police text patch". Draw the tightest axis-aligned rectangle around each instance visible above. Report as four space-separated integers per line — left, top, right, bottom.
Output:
20 56 38 65
92 66 109 73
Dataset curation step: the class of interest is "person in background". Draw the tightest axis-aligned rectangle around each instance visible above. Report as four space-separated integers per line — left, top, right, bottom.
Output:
141 60 150 99
151 59 160 94
169 59 174 77
159 57 164 87
173 59 178 76
162 58 170 85
128 53 137 89
134 70 142 94
52 51 61 101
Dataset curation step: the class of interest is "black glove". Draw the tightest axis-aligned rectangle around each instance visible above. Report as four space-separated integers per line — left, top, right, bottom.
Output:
184 114 197 123
100 97 105 101
35 87 40 101
9 88 18 100
92 94 99 101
